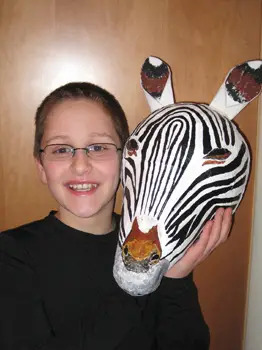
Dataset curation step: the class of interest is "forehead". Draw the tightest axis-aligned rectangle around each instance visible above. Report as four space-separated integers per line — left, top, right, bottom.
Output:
42 99 119 144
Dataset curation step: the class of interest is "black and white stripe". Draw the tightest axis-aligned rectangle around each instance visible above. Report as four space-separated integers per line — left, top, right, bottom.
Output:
119 103 250 263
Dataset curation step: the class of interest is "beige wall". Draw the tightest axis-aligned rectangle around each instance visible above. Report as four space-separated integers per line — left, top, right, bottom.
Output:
244 31 262 348
0 1 261 349
245 99 262 350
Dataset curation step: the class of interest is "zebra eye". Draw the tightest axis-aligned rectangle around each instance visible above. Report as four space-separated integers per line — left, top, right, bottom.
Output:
203 148 231 165
126 138 139 157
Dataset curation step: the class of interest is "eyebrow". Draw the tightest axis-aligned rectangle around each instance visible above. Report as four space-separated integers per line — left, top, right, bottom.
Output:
45 135 71 144
88 132 115 139
45 133 115 145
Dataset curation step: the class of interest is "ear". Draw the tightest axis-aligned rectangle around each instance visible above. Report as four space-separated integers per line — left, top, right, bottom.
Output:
34 157 48 184
210 60 262 120
141 56 175 112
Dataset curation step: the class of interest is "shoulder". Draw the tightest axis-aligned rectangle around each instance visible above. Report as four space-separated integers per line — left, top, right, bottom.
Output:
1 217 47 243
2 218 42 235
0 217 48 263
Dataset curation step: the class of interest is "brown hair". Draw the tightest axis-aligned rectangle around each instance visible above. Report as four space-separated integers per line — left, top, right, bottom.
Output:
34 82 129 158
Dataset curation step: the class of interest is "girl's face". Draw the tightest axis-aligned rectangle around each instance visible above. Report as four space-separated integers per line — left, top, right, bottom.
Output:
36 99 121 227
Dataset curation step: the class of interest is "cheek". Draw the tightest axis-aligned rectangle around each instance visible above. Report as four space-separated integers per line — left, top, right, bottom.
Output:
101 158 121 183
43 162 67 183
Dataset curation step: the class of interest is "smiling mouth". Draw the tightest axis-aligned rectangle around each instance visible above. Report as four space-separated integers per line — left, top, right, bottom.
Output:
68 183 98 192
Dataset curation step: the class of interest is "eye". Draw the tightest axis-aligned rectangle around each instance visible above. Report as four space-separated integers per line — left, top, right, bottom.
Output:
89 144 105 152
203 148 231 165
126 139 139 156
126 139 138 150
52 146 72 154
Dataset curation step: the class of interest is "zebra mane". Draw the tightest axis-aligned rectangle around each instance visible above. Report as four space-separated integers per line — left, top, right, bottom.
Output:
141 56 262 119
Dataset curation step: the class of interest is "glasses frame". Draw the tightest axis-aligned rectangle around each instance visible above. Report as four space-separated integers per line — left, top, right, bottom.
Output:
39 143 122 160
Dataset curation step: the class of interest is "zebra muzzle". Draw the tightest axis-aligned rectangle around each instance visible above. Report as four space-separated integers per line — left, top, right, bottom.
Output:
121 217 162 273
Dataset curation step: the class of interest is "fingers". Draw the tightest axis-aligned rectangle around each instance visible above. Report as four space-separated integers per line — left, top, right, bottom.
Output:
218 207 232 243
202 208 224 256
164 221 213 278
186 220 213 260
164 207 233 279
200 207 232 262
210 207 232 248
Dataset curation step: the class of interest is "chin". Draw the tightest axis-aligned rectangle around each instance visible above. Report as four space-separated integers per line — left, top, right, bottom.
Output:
67 202 110 220
69 208 98 219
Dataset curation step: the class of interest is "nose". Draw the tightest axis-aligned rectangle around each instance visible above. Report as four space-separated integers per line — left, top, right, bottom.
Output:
70 149 92 175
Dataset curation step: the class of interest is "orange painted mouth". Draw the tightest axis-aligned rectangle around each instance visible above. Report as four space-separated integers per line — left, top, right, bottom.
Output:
122 218 162 271
123 239 160 261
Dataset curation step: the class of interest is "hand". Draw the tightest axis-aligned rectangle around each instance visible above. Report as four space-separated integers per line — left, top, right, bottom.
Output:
164 207 232 279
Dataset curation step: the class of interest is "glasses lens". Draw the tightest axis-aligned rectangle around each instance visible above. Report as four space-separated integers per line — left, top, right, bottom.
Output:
88 143 117 160
45 145 73 160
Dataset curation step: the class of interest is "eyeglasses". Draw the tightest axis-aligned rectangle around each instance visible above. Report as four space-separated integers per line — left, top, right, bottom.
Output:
39 143 122 161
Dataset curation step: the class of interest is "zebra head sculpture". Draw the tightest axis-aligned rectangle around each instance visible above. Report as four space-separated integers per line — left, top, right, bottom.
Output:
113 56 262 296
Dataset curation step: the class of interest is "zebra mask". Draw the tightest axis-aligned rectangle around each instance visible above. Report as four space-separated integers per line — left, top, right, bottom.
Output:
113 56 262 296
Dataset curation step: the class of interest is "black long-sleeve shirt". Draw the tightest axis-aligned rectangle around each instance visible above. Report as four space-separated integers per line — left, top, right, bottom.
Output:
0 212 209 349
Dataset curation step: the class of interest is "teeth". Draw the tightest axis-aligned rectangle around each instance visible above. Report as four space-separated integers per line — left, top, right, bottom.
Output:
69 183 98 191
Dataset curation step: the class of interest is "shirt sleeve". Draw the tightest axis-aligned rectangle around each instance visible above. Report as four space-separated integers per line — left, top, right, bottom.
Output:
155 273 210 350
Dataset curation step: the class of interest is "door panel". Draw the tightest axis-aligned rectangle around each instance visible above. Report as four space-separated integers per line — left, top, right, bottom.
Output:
0 1 261 349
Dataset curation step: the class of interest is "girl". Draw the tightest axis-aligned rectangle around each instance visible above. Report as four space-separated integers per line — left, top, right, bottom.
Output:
0 82 231 349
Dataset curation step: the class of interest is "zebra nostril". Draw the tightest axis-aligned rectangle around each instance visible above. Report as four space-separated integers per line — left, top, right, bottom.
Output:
123 246 129 256
149 253 160 265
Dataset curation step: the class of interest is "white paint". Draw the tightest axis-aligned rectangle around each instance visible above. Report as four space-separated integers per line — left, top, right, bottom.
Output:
113 244 170 296
137 215 158 233
248 60 262 69
149 56 163 66
244 95 262 349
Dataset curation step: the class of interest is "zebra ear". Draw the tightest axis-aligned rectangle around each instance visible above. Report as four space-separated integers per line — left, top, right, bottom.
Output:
210 60 262 120
141 56 175 112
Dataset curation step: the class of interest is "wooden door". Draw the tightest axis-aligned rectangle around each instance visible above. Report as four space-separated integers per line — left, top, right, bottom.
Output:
0 1 261 349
